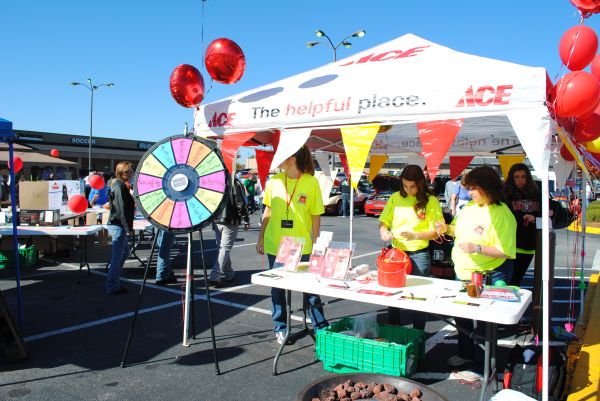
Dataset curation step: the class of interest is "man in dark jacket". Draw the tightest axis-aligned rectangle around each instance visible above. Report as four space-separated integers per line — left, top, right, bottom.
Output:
208 177 250 286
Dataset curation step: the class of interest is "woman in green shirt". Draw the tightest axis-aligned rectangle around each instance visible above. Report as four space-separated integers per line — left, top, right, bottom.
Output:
443 166 516 367
379 165 443 329
256 145 328 344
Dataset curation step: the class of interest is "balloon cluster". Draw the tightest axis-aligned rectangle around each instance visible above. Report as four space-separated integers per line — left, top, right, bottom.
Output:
551 5 600 169
169 38 246 108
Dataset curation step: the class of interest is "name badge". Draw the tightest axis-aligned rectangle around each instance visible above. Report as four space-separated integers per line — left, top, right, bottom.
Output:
281 219 294 229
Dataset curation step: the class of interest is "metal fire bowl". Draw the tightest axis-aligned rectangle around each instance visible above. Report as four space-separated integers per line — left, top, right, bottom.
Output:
295 373 450 401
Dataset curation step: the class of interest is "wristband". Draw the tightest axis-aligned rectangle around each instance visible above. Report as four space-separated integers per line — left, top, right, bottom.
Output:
475 244 482 254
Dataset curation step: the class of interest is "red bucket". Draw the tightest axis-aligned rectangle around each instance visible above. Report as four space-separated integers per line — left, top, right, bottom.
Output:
377 248 412 288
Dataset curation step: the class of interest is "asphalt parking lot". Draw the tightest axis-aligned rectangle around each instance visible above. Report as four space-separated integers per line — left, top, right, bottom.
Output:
0 213 598 401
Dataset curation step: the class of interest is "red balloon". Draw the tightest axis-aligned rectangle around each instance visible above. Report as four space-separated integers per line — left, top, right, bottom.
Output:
560 144 575 161
553 71 600 118
205 38 246 84
50 148 59 157
8 156 23 173
591 54 600 81
88 174 104 190
67 194 88 214
570 0 600 17
591 151 600 161
559 25 598 71
574 112 600 142
169 64 205 108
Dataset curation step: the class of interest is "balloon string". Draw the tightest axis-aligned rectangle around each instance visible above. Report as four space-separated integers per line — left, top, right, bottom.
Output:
201 0 207 64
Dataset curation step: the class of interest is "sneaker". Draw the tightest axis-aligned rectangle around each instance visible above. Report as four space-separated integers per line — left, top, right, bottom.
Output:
155 276 178 285
107 287 128 295
208 280 224 288
447 355 473 367
223 276 235 283
275 331 285 345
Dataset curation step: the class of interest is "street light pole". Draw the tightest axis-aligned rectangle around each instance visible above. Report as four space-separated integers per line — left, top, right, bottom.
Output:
71 79 114 173
306 29 366 244
306 29 366 62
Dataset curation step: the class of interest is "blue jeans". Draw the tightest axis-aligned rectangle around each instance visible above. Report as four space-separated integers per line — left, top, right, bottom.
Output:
455 259 514 359
267 254 329 333
156 230 175 280
106 225 129 294
388 248 431 330
210 222 239 281
341 193 351 217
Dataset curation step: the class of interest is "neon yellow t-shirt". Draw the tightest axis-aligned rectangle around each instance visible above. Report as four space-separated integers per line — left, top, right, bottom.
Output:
263 172 324 255
451 201 517 280
378 193 443 252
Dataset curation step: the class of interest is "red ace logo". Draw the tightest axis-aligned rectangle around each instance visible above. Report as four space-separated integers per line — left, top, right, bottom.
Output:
455 85 513 107
208 112 236 127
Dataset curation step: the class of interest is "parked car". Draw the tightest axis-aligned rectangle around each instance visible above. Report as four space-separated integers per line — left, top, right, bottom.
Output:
324 174 373 215
364 175 401 217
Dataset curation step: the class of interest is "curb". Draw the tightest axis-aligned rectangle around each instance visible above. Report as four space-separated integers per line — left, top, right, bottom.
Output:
567 273 600 400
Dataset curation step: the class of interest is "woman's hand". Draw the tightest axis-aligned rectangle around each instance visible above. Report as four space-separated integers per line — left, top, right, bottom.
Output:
523 214 535 227
458 242 477 254
256 237 265 255
380 229 393 242
399 231 416 240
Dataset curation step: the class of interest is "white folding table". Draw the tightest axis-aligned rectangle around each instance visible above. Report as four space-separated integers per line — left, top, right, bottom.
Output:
0 225 104 272
251 270 532 401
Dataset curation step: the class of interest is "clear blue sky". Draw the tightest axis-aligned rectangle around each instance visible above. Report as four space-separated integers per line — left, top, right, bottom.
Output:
1 1 599 143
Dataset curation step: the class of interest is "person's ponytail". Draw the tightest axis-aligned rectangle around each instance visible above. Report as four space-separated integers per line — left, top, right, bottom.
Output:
293 145 315 175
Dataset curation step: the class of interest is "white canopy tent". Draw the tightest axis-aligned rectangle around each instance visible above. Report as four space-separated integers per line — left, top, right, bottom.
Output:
195 33 555 400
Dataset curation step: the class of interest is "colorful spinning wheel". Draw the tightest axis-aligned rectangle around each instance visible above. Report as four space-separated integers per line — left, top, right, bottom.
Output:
134 135 229 233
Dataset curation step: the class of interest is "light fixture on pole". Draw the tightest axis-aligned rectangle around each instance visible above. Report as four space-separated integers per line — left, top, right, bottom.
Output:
71 79 114 173
305 29 366 61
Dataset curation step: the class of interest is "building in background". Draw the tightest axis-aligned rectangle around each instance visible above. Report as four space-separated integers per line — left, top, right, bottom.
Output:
15 130 154 176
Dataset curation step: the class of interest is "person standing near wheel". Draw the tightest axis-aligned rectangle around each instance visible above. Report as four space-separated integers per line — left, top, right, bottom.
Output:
256 145 329 344
105 161 135 295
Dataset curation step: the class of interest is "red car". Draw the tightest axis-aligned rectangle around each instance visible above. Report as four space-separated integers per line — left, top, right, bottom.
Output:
364 175 401 217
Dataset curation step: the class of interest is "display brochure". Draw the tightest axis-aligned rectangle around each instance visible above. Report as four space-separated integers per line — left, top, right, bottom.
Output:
309 231 333 274
274 236 306 272
479 285 520 302
320 241 355 280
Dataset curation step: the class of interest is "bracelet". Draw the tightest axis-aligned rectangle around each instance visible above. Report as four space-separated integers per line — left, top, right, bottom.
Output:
475 244 482 254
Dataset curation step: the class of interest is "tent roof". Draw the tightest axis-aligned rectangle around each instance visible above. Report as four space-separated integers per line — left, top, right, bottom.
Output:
194 33 552 172
0 118 15 140
0 150 77 166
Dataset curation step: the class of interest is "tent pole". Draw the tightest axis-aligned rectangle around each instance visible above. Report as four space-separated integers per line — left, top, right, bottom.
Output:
8 141 23 329
541 172 550 401
349 187 354 244
577 183 588 325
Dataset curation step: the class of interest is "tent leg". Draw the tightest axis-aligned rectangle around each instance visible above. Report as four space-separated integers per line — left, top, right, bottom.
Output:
8 141 23 329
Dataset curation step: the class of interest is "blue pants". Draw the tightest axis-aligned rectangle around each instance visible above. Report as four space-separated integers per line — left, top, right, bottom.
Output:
455 259 513 359
388 248 431 330
267 254 329 333
105 225 129 294
156 230 175 280
341 193 351 217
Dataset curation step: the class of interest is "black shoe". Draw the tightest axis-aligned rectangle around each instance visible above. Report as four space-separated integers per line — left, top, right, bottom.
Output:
223 277 235 283
208 280 224 288
156 276 178 285
108 287 128 295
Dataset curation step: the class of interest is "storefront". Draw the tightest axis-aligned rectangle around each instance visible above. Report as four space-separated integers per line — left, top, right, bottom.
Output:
14 130 154 176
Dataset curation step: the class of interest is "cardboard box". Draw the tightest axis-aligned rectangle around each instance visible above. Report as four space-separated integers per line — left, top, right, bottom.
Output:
19 180 84 215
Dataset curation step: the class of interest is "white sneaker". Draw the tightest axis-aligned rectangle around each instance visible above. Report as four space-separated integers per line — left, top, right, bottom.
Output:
447 355 473 367
275 331 285 345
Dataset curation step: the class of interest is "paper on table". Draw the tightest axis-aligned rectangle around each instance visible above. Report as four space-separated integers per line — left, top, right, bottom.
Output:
44 211 55 223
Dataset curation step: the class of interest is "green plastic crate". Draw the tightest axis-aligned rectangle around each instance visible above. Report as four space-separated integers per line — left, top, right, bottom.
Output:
315 317 425 377
0 246 38 269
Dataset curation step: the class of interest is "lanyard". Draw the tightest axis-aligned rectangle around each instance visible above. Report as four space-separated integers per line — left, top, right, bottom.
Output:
285 173 302 218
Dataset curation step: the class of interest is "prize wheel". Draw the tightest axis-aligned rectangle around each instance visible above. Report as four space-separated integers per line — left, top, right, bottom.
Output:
133 135 229 233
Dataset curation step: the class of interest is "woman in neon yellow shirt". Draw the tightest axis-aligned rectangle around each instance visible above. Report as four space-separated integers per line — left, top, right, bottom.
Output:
443 166 516 367
256 145 328 344
379 165 443 329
